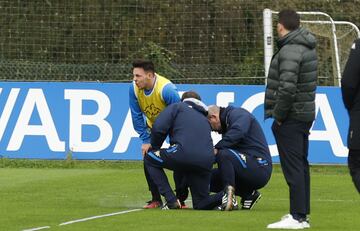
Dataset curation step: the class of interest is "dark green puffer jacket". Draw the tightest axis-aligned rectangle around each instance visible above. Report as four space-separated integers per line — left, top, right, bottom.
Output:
264 27 318 122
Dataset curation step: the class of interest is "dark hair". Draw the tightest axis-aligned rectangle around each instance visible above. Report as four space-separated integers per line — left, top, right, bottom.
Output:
278 9 300 31
181 91 201 101
132 59 155 73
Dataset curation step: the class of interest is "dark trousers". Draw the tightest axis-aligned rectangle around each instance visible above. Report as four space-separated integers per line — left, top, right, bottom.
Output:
272 119 312 216
210 149 272 198
348 149 360 193
143 146 223 210
144 160 188 203
173 171 189 202
144 163 162 202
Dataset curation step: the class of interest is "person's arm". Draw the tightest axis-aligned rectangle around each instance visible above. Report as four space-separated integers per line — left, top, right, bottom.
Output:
129 84 151 144
151 104 178 150
215 110 252 149
272 46 302 122
162 83 180 105
341 39 360 110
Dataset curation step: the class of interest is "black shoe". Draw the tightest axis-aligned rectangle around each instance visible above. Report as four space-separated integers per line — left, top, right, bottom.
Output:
241 190 261 210
221 185 236 211
161 199 181 210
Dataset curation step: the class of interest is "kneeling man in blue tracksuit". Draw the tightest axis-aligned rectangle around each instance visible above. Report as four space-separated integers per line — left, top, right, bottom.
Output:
144 92 230 210
207 105 272 210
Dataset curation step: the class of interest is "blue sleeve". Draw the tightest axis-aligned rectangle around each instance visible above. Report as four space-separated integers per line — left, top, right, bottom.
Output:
151 104 178 150
215 110 252 149
162 83 180 105
129 84 151 144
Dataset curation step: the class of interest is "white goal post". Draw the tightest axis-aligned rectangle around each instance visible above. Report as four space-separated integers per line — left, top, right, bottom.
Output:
263 8 360 86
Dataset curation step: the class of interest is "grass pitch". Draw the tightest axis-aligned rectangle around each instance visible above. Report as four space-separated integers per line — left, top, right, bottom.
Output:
0 161 359 231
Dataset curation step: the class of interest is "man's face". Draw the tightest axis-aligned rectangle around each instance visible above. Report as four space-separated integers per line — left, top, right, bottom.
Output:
208 114 222 132
132 67 154 90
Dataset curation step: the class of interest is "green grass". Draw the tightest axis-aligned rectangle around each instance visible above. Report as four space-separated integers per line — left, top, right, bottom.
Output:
1 162 359 231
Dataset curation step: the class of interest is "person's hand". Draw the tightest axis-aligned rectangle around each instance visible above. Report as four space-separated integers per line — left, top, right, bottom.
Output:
214 148 219 155
141 143 151 157
276 120 282 126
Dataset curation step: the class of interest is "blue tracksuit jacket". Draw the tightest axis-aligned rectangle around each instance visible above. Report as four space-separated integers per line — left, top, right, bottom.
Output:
151 101 214 171
215 106 272 163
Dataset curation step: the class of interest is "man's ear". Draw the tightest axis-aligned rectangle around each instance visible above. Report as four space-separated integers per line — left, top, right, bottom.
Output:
145 71 153 79
277 23 288 37
212 114 219 122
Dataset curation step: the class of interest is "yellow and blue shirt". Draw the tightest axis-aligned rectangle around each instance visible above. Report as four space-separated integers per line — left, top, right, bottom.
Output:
129 73 180 143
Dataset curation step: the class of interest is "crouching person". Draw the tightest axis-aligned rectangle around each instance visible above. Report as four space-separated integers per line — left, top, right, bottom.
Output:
143 92 226 210
207 105 272 210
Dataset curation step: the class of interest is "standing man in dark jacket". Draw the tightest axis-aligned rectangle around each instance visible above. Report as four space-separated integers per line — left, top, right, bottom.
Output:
143 91 231 210
265 9 317 229
341 38 360 193
207 105 272 211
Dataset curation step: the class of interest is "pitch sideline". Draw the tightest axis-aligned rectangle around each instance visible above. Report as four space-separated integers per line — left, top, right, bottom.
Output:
22 226 50 231
59 208 143 226
22 208 143 231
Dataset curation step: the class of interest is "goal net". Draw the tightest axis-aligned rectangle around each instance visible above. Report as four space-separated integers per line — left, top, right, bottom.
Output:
1 1 359 85
0 1 266 84
263 9 360 86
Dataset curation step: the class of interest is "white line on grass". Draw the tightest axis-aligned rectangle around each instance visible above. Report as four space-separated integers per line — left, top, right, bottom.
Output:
22 226 50 231
59 208 143 226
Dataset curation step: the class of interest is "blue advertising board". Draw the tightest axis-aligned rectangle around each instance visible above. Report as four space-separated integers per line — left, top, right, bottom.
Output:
0 82 349 164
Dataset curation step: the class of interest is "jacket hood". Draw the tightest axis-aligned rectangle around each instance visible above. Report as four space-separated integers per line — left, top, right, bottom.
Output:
278 27 317 49
183 98 208 116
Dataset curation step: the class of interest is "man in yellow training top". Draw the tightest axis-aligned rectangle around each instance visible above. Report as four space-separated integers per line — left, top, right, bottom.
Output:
129 59 186 208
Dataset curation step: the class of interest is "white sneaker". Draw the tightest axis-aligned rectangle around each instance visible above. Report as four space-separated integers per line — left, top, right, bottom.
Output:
267 214 310 229
302 220 310 229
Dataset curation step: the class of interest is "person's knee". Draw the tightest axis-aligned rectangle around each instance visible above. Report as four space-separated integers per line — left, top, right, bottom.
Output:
144 153 158 168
